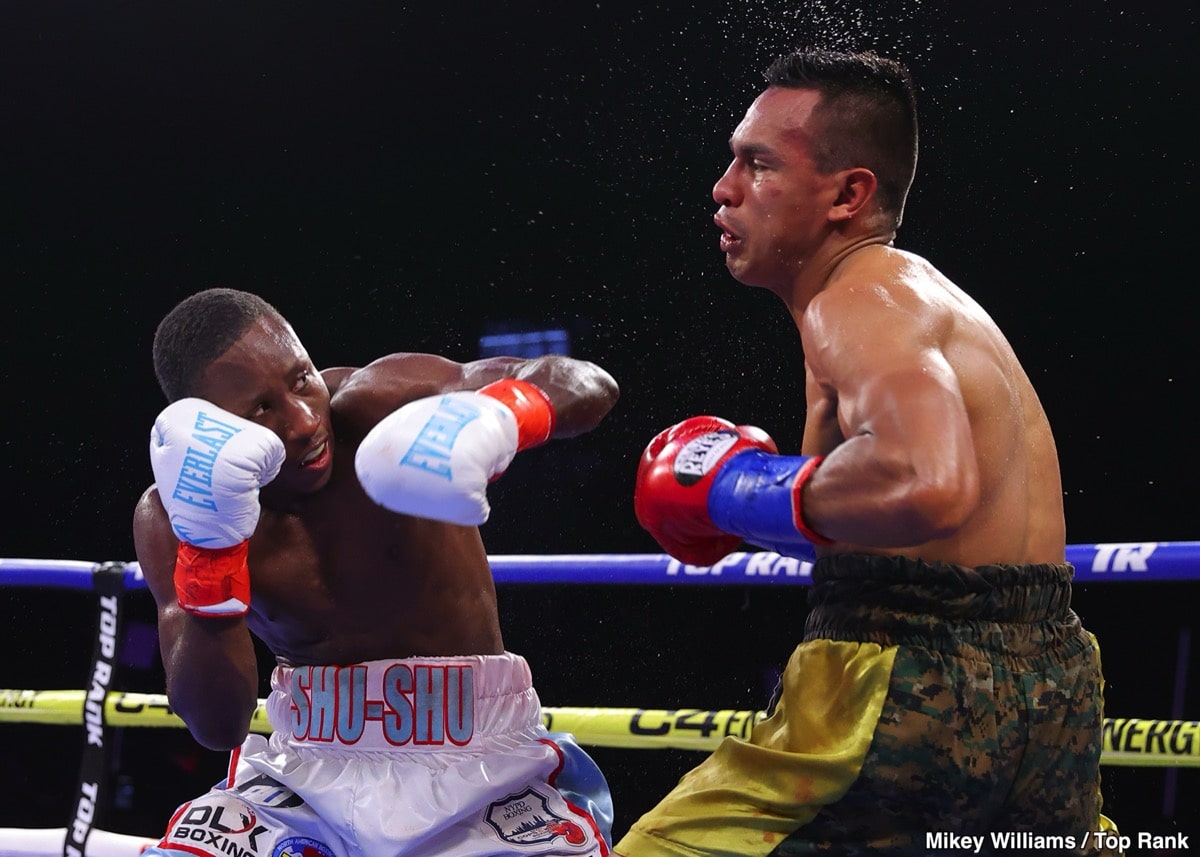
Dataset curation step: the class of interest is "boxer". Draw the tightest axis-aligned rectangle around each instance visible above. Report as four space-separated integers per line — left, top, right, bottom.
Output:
615 48 1120 856
134 287 619 856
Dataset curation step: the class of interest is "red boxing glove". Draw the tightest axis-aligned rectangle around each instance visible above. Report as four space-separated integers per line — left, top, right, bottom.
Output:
634 416 778 566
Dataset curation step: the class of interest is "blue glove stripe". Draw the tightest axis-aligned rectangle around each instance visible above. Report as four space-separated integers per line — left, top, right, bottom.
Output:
707 450 817 561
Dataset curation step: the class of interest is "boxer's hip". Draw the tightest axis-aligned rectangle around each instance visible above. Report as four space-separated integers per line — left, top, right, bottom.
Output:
804 553 1091 666
266 651 545 754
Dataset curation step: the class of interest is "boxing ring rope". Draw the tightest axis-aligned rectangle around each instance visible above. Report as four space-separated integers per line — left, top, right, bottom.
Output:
1 540 1193 589
1 542 1197 856
3 688 1198 767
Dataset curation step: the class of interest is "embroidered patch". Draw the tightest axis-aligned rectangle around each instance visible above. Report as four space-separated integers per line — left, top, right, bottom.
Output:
272 835 335 857
484 787 587 846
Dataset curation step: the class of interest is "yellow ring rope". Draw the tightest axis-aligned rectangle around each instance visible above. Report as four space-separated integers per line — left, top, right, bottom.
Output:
1 689 1193 768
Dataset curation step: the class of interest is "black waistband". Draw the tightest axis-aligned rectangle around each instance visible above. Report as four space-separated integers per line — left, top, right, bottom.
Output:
809 553 1075 622
804 554 1087 661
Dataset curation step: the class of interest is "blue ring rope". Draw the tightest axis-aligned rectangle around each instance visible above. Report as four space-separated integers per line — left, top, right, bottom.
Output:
0 541 1195 589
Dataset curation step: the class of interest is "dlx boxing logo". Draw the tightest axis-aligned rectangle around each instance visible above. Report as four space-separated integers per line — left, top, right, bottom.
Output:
169 802 269 856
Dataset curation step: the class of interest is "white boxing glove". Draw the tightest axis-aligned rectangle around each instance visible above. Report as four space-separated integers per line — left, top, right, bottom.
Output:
356 378 555 526
151 398 286 546
149 398 285 616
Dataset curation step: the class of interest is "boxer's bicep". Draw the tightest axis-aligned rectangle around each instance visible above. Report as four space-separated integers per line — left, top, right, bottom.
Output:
799 288 978 543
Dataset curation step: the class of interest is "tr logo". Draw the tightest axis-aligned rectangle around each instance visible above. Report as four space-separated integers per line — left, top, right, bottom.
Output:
1090 543 1158 572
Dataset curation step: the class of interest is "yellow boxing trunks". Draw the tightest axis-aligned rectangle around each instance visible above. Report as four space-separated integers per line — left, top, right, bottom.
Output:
616 554 1120 856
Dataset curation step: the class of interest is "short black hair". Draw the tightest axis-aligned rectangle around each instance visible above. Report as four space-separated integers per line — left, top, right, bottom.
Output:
152 288 283 402
764 48 919 227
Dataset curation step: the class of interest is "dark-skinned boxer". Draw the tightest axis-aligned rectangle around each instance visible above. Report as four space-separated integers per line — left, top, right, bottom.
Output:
135 287 619 857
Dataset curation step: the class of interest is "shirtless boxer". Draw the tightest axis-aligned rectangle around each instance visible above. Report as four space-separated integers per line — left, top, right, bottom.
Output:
132 287 619 857
617 50 1119 855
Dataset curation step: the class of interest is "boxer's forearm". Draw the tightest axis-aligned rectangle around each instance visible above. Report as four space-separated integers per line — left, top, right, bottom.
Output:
513 356 619 439
462 355 619 439
160 608 260 751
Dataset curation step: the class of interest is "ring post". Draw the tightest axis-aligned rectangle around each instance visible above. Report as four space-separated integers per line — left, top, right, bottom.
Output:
64 562 127 857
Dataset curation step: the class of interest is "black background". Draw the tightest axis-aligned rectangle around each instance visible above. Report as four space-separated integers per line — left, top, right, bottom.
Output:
3 0 1197 847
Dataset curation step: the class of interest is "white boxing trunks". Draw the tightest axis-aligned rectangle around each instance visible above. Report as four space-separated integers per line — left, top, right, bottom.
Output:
142 652 614 857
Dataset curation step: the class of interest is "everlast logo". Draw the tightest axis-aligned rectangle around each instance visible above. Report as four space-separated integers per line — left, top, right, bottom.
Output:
673 431 737 486
400 396 481 480
169 411 245 512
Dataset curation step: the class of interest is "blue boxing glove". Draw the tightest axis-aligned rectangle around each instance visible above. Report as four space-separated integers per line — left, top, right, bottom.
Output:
708 449 834 562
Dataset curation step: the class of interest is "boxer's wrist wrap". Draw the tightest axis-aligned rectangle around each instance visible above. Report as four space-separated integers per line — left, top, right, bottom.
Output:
707 451 834 547
478 378 556 451
174 540 252 617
